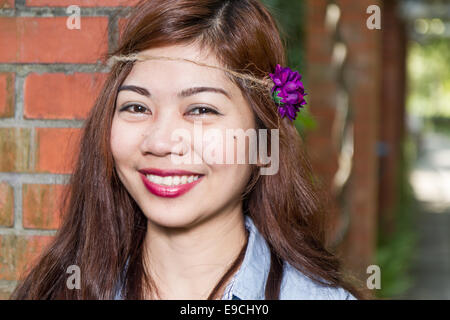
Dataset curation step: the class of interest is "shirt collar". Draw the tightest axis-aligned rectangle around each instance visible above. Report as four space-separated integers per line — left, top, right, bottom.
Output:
228 214 272 300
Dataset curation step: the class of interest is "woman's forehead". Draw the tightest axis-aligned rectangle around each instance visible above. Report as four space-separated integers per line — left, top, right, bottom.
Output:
123 44 235 92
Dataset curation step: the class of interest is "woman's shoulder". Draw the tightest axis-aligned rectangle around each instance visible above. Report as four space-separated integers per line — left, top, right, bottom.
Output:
242 215 357 300
279 261 357 300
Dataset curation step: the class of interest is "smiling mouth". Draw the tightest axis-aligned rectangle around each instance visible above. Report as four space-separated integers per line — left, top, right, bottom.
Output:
139 172 205 198
144 174 201 186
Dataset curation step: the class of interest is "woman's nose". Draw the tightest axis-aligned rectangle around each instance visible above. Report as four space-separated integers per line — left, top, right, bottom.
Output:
140 113 189 158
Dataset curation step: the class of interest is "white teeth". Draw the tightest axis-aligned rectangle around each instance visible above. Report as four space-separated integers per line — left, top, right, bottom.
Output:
163 176 172 186
146 174 201 186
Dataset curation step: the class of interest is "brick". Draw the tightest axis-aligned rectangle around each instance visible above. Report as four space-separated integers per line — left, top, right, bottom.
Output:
0 182 14 227
306 135 338 166
307 64 334 83
337 0 379 12
26 0 139 7
0 234 54 281
306 0 327 18
309 106 337 134
307 81 337 109
24 73 107 120
0 286 13 300
0 0 14 8
0 73 15 118
0 128 32 172
22 184 66 230
35 128 81 174
0 17 108 63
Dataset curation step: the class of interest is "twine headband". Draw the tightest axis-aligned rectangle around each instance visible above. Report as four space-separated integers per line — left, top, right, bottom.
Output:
108 53 307 121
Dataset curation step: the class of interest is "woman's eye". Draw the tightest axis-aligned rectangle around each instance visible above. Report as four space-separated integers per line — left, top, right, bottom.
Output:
187 106 220 116
120 104 150 114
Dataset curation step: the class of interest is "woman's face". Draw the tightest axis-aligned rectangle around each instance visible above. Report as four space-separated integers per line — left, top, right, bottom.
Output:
111 43 256 228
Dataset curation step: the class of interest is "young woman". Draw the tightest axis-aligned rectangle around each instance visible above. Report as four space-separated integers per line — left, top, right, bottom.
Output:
12 0 364 300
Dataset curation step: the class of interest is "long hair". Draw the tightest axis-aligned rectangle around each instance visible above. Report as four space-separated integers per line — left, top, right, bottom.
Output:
11 0 365 299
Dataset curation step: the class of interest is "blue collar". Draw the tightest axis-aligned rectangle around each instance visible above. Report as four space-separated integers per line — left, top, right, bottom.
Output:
224 214 272 300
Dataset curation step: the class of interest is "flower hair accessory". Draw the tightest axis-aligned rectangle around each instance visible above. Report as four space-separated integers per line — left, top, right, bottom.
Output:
269 64 307 121
108 55 307 122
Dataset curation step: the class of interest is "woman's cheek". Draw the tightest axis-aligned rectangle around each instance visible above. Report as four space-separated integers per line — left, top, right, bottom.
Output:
111 120 137 163
201 128 227 165
200 128 253 166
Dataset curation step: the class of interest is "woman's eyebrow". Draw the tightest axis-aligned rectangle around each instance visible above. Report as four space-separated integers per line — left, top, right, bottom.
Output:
117 85 231 100
178 87 231 100
118 85 150 97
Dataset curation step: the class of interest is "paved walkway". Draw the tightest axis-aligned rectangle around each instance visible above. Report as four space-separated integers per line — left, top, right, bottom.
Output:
404 131 450 299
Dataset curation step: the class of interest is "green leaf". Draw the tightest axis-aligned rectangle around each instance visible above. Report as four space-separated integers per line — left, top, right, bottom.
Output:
272 90 284 105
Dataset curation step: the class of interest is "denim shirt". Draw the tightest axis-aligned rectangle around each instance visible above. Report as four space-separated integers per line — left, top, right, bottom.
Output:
114 215 356 300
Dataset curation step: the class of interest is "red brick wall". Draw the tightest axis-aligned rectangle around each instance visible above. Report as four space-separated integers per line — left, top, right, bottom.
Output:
304 0 341 244
305 0 382 282
0 0 136 299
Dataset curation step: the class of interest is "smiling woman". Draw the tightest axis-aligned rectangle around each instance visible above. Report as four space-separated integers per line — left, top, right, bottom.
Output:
11 0 364 300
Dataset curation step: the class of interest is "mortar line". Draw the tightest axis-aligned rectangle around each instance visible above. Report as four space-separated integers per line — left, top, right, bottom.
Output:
0 64 111 75
0 280 18 287
1 6 133 17
0 280 18 294
14 73 24 121
14 0 26 8
29 124 36 172
0 227 57 236
12 179 23 231
0 173 71 184
0 119 84 128
108 10 118 53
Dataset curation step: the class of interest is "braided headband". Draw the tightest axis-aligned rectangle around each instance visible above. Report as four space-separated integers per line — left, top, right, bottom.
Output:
108 53 307 121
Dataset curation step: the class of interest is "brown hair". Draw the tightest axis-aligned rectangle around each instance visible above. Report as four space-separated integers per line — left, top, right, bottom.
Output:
11 0 365 299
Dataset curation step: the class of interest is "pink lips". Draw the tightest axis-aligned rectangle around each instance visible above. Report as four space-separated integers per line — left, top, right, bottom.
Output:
138 168 204 198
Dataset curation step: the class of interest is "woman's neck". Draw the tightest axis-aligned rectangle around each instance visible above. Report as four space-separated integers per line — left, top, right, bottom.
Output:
142 206 247 300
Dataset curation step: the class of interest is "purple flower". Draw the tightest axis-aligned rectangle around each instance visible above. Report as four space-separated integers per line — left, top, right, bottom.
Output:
269 64 307 121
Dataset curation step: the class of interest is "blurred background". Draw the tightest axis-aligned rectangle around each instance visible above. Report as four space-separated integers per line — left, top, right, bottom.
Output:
0 0 449 299
264 0 450 299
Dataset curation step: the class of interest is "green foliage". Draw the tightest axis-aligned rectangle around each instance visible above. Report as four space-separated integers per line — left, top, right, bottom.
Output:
407 38 450 118
376 35 450 300
294 106 318 136
426 117 450 138
261 0 316 133
377 27 450 300
261 0 305 71
375 135 419 298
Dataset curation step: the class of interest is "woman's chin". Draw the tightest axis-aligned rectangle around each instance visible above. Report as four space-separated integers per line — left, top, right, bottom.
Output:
144 210 204 230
